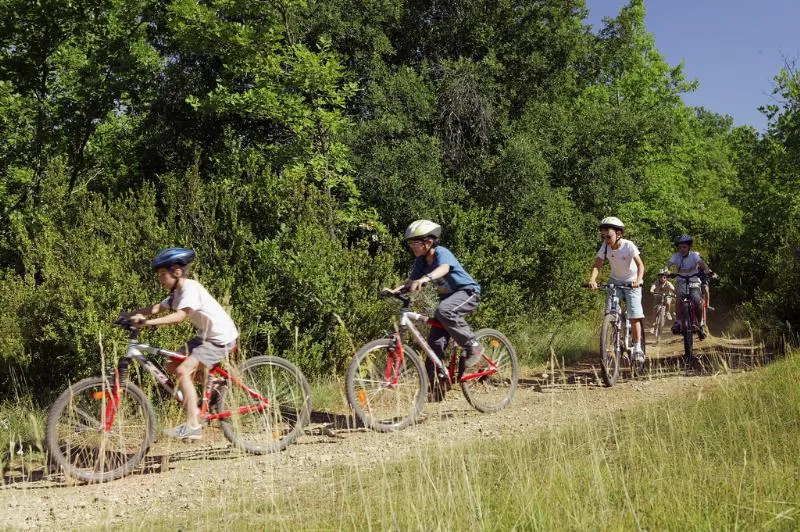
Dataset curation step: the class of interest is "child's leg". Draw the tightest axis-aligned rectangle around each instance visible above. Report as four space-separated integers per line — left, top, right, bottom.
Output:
434 290 480 350
176 356 202 428
426 326 450 384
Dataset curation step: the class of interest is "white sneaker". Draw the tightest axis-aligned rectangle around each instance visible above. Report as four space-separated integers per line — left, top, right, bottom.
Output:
633 347 645 364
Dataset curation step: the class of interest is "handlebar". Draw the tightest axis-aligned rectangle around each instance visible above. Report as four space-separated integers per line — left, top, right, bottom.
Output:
380 287 411 306
581 282 634 289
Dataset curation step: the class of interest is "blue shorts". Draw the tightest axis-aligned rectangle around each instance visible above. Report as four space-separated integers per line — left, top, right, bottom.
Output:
612 281 644 319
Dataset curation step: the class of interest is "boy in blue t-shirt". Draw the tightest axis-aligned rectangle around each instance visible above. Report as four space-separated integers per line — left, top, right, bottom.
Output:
386 220 483 400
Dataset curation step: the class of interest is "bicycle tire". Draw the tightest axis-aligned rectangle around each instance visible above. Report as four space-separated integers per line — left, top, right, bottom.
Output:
45 377 156 483
683 301 694 362
633 322 648 378
654 306 665 344
460 329 519 413
599 314 621 387
219 356 311 454
346 338 427 432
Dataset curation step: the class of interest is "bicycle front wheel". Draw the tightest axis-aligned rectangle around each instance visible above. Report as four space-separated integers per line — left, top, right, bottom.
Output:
46 377 156 483
346 339 427 432
683 302 694 362
219 356 311 454
654 306 665 343
460 329 519 413
600 314 621 387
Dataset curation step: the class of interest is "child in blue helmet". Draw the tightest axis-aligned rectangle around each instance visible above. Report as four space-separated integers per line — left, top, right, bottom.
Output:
126 248 239 440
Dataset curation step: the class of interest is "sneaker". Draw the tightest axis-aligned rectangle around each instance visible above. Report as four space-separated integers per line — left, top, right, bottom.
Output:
650 326 656 335
671 321 681 335
633 347 645 364
164 424 202 441
666 312 673 321
462 343 485 368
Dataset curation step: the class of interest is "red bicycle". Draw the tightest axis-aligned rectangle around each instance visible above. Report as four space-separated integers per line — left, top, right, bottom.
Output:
45 319 311 483
346 289 519 432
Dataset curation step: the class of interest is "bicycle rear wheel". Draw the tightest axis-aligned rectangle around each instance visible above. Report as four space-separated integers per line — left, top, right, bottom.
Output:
46 377 156 483
460 329 519 413
600 314 621 386
346 339 427 432
219 356 311 454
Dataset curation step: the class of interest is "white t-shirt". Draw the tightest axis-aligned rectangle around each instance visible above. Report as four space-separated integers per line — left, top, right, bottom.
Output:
596 239 641 282
161 279 239 345
668 251 704 281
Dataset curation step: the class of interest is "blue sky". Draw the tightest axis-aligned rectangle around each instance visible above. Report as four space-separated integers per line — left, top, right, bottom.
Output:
584 0 800 131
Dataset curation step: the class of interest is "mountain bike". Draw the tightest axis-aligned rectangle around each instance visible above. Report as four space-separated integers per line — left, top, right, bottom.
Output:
346 289 519 432
651 291 672 344
45 319 312 483
584 283 647 387
670 273 705 368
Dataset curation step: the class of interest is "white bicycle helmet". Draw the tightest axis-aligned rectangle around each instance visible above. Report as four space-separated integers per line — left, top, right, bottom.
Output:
598 216 625 233
404 219 442 240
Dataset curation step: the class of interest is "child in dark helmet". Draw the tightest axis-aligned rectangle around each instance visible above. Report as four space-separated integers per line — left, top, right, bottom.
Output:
386 220 483 401
125 248 239 440
666 235 712 340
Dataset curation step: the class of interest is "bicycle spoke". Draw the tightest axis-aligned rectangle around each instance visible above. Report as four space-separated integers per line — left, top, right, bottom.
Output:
460 329 519 413
346 339 426 432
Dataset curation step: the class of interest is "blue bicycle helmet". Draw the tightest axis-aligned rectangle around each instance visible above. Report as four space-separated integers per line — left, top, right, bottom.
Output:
675 234 694 246
152 247 196 270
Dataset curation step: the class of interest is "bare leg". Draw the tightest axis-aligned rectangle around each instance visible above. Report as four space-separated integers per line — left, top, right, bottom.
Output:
632 318 643 346
176 357 202 428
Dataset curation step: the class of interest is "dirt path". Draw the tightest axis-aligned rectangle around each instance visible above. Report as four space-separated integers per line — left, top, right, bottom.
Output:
0 334 768 530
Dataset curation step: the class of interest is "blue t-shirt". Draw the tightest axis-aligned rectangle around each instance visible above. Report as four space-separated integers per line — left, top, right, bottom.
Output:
410 246 480 297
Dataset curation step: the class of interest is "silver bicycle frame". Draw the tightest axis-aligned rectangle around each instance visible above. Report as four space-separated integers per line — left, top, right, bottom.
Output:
123 338 185 398
398 310 450 376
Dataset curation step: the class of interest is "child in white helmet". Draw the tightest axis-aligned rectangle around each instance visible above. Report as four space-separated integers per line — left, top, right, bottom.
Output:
386 220 483 401
587 217 646 363
649 268 676 333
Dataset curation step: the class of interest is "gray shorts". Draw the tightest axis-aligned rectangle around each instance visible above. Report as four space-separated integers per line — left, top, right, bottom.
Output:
179 337 237 368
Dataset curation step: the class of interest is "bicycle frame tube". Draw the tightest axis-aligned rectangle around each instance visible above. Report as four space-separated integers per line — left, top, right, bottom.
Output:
101 338 269 430
400 311 450 378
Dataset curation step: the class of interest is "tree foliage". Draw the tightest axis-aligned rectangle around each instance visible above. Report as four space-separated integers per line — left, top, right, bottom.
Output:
0 0 792 400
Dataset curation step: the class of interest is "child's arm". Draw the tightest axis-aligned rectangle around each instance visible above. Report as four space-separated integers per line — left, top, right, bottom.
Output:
408 264 450 293
633 256 645 288
587 257 604 289
142 309 189 328
124 303 164 322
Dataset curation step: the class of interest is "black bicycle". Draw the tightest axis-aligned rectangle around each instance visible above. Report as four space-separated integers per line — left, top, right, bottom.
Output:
669 273 705 369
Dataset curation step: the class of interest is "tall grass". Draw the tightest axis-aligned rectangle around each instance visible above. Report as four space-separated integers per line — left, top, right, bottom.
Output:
0 396 45 480
136 351 800 530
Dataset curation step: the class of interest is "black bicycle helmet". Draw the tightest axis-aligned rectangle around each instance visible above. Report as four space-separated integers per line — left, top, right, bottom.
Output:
675 234 694 246
152 247 196 270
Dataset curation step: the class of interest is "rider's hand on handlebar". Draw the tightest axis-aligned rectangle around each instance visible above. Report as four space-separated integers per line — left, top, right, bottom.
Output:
587 281 598 290
631 279 641 288
128 313 148 328
408 278 425 293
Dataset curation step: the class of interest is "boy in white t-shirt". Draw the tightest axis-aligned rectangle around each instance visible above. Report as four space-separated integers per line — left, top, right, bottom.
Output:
666 235 712 339
126 247 239 440
587 216 646 362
